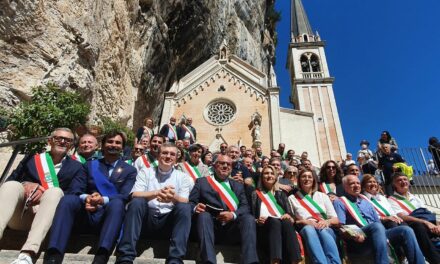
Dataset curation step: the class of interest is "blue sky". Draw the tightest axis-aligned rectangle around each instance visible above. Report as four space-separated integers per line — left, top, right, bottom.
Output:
275 0 440 155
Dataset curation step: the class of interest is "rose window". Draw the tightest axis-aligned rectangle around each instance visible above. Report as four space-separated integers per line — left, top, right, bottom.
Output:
205 101 236 125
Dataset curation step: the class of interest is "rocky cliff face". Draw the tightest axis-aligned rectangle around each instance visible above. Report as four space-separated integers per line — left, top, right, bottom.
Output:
0 0 276 128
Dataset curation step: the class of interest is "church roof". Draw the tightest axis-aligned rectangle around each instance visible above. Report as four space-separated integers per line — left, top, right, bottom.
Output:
291 0 314 37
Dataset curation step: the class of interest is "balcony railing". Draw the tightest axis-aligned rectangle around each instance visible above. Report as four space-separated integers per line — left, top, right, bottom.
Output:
301 72 323 79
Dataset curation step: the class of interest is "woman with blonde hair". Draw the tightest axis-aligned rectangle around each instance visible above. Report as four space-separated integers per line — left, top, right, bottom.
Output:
249 165 302 264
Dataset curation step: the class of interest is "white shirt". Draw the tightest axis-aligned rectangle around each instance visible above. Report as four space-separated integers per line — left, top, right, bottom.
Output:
131 166 191 215
388 191 426 215
362 192 397 216
289 191 337 220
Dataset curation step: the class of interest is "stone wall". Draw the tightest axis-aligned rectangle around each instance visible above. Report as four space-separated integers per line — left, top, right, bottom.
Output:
0 0 276 129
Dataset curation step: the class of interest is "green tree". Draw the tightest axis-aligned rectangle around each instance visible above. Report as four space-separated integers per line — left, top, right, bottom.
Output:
9 82 90 153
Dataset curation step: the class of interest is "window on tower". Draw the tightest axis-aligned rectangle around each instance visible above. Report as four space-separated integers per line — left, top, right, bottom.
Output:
310 54 321 72
300 55 310 72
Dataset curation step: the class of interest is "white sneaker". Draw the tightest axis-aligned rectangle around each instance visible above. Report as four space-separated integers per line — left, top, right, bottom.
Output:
10 253 33 264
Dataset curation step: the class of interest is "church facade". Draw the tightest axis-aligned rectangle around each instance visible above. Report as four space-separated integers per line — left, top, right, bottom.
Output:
160 0 346 165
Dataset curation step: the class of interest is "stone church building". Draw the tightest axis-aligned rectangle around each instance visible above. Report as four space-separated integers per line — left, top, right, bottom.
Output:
160 0 346 165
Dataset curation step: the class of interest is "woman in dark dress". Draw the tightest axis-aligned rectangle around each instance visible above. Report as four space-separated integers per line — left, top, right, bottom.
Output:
249 165 302 264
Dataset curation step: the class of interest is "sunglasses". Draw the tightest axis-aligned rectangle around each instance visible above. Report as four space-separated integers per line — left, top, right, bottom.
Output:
134 148 144 151
52 136 73 144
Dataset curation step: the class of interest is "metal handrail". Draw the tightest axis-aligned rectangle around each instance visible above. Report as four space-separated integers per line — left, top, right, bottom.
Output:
0 136 49 184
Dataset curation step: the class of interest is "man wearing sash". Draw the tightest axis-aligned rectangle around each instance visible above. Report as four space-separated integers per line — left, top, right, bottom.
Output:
124 143 144 166
44 131 137 264
388 172 440 264
177 117 196 144
116 142 192 264
0 128 85 264
133 134 164 172
71 133 99 163
177 144 209 189
189 155 258 264
159 116 178 143
333 175 424 264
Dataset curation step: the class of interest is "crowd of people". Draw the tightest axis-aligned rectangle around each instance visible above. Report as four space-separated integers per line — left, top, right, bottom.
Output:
0 120 440 264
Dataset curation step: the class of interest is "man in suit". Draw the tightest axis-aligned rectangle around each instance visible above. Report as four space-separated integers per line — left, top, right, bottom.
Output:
0 128 85 264
177 117 196 144
116 142 192 264
44 131 137 264
189 155 258 264
159 116 178 143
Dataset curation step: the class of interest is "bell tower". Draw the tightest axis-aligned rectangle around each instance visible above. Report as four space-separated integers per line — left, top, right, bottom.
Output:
287 0 346 163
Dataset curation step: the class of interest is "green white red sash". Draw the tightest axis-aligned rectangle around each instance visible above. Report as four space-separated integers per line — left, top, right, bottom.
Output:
206 176 239 212
208 167 214 175
389 194 416 214
340 197 368 227
142 154 158 168
256 189 285 217
125 159 133 165
319 183 333 194
183 161 202 182
181 124 195 141
167 124 177 139
294 191 328 220
71 152 86 164
359 194 391 217
34 152 60 190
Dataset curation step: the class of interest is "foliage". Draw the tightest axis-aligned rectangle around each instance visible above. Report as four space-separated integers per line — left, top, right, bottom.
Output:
100 117 135 147
8 82 90 153
0 107 9 132
267 3 281 46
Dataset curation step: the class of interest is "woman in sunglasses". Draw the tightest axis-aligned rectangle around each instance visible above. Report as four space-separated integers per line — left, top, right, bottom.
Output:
318 160 344 201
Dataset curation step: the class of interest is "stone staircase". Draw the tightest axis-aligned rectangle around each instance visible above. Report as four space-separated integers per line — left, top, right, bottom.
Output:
0 230 240 264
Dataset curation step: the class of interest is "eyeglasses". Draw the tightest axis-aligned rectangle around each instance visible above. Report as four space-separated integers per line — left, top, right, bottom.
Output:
52 136 73 144
217 161 232 166
326 166 336 170
287 171 296 175
134 148 144 152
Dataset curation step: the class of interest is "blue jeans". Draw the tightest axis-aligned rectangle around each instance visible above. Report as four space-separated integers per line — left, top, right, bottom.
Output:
386 225 425 264
300 225 341 264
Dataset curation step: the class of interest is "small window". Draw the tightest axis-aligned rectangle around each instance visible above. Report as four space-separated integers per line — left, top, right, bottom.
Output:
300 55 310 72
310 54 321 72
218 85 226 92
303 34 308 42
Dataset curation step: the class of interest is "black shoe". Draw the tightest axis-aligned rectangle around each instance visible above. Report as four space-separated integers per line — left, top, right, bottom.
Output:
43 249 63 264
92 248 110 264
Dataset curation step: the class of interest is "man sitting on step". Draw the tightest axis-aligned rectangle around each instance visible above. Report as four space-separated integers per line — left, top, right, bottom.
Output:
189 155 259 264
115 142 192 264
43 130 137 264
70 133 99 163
0 128 86 264
133 134 164 172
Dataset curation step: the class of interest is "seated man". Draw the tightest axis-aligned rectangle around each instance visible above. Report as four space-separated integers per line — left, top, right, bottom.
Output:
116 142 192 264
0 128 85 264
44 131 137 264
125 143 145 165
71 133 99 163
334 175 424 264
190 155 258 264
133 134 164 171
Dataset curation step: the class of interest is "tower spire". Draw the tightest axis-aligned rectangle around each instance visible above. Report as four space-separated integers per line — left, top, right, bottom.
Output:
291 0 315 42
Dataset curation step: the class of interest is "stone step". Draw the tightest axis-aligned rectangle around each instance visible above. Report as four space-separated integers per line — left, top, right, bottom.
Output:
0 230 239 263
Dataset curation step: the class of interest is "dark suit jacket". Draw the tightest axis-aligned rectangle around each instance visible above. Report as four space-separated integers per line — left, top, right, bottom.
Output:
159 124 177 142
7 153 86 194
189 176 250 218
249 189 293 218
71 158 137 202
177 125 197 143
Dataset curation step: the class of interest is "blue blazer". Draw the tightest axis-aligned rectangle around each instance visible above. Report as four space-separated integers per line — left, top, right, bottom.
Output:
189 176 250 218
7 153 86 195
72 158 137 202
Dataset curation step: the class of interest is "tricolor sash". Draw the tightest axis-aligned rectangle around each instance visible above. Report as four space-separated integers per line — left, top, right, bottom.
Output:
359 194 391 217
181 124 195 141
71 152 86 164
319 183 333 194
294 191 328 220
208 167 214 176
256 189 285 217
389 194 416 214
34 152 60 190
183 161 202 182
125 159 133 165
141 155 158 168
89 160 118 196
167 124 177 140
339 197 368 227
206 176 239 212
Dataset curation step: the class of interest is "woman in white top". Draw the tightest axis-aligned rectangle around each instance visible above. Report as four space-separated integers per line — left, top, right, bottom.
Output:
360 174 403 229
249 165 301 264
388 172 440 264
289 169 341 264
